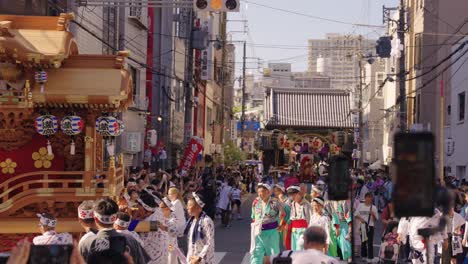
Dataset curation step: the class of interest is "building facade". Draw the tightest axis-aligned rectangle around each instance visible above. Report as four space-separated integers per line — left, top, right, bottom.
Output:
308 34 375 90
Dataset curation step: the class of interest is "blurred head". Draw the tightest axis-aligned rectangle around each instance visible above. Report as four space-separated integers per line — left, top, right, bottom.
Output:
312 197 325 213
113 212 131 231
364 192 373 205
78 200 96 229
93 198 119 229
136 178 145 190
37 213 56 234
128 189 139 201
257 185 271 201
303 226 327 251
168 187 181 202
187 196 203 217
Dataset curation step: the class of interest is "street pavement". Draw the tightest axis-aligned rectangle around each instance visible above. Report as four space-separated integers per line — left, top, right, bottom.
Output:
212 193 383 264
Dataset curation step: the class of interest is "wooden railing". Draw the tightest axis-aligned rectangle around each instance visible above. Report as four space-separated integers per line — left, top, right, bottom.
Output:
0 167 124 216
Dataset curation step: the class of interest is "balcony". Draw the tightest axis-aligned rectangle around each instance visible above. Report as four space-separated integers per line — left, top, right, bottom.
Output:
0 155 124 218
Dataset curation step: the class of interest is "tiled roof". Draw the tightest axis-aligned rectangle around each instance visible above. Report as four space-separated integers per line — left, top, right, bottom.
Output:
265 88 353 129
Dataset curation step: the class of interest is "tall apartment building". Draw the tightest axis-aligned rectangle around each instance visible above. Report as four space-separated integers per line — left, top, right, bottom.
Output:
308 34 375 90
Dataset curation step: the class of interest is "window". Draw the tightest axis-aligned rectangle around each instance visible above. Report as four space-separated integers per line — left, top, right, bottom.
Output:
457 166 466 180
415 33 423 69
416 94 421 123
207 107 213 126
376 73 384 97
129 1 142 20
130 66 138 98
458 92 465 121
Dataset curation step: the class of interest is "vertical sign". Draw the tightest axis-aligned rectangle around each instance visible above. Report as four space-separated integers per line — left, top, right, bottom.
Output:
230 119 237 140
200 15 213 80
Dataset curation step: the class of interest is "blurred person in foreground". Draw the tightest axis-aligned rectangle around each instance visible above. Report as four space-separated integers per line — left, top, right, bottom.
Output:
81 197 150 264
7 239 94 264
33 213 73 245
77 200 98 258
263 226 339 264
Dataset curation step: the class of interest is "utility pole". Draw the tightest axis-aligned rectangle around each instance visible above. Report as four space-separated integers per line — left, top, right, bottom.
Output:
240 41 246 150
398 0 407 131
358 35 364 168
220 12 227 145
184 10 195 144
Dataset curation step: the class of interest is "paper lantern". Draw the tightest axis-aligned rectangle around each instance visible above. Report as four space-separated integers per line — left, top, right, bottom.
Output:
61 115 84 155
61 116 84 136
114 120 125 137
330 144 340 155
35 115 58 136
311 137 323 150
34 114 58 155
95 116 119 137
34 70 47 93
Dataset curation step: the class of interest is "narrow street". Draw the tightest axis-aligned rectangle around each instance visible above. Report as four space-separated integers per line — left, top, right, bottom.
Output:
213 193 383 264
214 193 255 264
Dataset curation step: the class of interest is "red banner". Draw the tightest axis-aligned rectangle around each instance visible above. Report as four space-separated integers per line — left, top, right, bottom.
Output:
178 138 203 175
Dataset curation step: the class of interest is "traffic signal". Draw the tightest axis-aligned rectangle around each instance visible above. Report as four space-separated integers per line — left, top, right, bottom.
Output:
194 0 240 12
376 36 392 58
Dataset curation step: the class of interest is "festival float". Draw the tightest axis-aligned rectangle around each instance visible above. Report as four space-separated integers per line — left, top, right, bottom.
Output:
0 13 133 249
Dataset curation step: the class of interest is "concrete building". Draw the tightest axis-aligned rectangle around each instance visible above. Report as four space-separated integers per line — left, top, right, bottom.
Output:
445 37 468 180
404 0 468 179
362 60 386 165
308 34 375 90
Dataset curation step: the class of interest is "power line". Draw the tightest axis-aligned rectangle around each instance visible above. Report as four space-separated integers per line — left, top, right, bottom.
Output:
243 0 384 28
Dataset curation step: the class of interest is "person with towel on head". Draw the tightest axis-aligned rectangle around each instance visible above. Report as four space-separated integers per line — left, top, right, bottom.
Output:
185 192 215 264
274 183 291 250
308 197 331 252
287 185 313 251
114 211 144 247
33 213 73 245
77 200 98 259
250 183 285 264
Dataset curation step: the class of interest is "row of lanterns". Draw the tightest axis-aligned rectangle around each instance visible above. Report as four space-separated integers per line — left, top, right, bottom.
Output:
34 114 124 156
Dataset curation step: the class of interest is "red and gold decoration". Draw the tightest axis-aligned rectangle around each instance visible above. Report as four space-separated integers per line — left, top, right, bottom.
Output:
34 114 58 156
32 147 54 169
60 115 84 155
310 137 323 150
0 158 17 174
329 144 341 155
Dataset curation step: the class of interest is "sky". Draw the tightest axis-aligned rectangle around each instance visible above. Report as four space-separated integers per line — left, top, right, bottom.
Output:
227 0 397 78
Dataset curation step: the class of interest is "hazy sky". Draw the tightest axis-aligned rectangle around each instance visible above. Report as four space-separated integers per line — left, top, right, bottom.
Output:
227 0 397 77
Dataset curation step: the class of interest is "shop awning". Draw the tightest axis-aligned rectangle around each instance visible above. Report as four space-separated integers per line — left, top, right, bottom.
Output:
31 55 133 110
0 14 77 67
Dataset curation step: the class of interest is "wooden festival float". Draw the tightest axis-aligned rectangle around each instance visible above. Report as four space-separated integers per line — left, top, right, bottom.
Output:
0 13 133 249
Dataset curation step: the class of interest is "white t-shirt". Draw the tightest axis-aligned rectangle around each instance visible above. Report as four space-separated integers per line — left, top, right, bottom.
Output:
232 188 241 201
355 203 379 227
270 249 340 264
217 186 233 210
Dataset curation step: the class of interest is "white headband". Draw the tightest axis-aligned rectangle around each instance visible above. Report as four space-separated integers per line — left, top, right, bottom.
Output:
287 185 301 193
115 218 130 228
138 198 157 212
313 197 325 206
192 192 205 208
37 213 56 228
93 211 117 225
162 197 174 211
274 184 285 193
257 183 272 192
78 208 94 220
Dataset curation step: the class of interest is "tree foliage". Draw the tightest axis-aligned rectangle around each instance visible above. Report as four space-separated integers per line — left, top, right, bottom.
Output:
223 141 246 166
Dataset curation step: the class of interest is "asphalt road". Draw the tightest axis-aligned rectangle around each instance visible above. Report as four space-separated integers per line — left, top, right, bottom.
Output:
213 194 384 264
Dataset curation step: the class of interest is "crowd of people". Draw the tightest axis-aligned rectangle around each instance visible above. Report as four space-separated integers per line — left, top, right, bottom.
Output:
7 162 468 264
6 167 223 264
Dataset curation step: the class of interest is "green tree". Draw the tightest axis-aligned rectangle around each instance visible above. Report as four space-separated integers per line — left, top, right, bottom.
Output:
223 141 246 166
